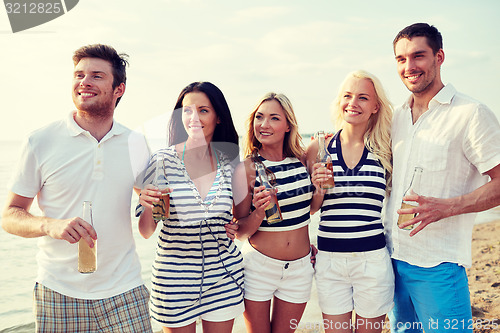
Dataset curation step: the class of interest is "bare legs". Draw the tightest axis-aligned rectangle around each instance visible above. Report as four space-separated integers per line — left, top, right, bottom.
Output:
244 297 307 333
162 319 235 333
323 312 386 333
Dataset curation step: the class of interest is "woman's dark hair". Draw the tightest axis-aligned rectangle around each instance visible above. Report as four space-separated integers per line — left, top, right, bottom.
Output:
168 82 239 161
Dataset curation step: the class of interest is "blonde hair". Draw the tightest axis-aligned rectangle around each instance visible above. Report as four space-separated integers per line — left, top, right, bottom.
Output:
243 92 304 159
332 70 393 190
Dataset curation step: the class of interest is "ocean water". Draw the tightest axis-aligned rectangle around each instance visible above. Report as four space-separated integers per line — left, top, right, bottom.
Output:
1 139 499 332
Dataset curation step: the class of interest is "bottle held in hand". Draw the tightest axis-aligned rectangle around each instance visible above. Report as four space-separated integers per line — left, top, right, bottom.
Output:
397 167 423 230
316 130 334 189
256 162 283 224
152 153 170 222
78 201 96 273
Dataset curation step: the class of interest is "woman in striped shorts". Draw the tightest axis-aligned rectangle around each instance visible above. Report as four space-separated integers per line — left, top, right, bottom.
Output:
137 82 244 333
306 70 394 333
231 92 324 333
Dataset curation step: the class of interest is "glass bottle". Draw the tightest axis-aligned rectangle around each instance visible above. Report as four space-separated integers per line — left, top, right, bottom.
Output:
256 162 283 224
152 152 170 222
78 201 96 273
397 167 423 230
316 130 334 189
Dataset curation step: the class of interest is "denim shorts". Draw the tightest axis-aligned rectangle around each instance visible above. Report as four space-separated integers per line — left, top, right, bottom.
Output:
388 259 472 333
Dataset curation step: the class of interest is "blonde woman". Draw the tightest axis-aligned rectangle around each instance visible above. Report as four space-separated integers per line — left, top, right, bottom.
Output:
232 93 323 333
306 70 394 333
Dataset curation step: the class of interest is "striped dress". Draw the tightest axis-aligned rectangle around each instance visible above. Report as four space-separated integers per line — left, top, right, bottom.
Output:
253 156 314 231
318 132 387 252
137 146 244 327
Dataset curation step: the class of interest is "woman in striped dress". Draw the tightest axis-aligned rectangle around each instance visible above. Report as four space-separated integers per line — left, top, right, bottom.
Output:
305 70 394 333
137 82 244 333
232 92 324 333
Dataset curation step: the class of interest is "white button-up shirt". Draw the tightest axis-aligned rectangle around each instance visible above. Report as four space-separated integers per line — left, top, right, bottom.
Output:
385 84 500 268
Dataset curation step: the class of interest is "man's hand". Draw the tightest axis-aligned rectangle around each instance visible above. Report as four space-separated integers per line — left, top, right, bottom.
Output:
397 193 454 236
41 217 97 247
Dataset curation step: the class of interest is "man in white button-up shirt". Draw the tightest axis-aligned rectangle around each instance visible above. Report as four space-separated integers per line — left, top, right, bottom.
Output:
386 23 500 333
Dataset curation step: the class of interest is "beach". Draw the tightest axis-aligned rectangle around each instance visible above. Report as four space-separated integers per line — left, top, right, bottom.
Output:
1 139 499 332
2 219 498 333
467 220 500 333
150 218 499 333
291 219 500 333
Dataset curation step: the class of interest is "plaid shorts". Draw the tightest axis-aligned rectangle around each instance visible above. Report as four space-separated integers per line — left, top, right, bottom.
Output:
34 283 152 332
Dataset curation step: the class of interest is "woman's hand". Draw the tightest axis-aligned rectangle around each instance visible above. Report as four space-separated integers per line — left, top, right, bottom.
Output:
252 185 272 213
310 244 318 267
311 162 331 193
139 184 172 209
225 219 239 240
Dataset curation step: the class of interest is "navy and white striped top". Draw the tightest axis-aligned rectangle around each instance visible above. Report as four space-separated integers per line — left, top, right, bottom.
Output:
318 132 387 252
137 146 244 327
253 156 314 232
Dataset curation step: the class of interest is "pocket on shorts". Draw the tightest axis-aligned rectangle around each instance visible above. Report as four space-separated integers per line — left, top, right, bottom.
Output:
243 251 265 274
314 251 331 278
364 249 394 284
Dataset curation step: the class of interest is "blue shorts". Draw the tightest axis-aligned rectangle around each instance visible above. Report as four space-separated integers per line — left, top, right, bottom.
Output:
388 259 472 333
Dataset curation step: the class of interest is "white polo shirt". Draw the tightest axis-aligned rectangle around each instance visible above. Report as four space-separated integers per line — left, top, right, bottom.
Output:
385 84 500 268
9 111 150 299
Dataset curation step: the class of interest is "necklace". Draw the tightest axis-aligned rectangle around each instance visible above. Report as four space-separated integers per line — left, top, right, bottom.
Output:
180 141 223 213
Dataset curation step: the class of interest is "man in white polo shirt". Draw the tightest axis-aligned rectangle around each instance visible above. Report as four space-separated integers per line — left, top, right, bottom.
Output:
1 44 152 332
385 23 500 332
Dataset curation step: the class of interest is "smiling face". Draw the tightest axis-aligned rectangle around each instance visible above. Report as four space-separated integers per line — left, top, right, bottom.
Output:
340 77 379 128
72 57 124 118
181 91 219 142
253 99 290 148
394 36 444 96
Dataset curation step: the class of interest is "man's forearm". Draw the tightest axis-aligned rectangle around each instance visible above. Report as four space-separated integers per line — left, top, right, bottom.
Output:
1 206 48 238
450 177 500 218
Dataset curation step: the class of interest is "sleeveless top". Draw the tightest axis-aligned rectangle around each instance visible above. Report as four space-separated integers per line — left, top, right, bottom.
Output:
252 155 314 232
318 131 387 252
136 146 244 326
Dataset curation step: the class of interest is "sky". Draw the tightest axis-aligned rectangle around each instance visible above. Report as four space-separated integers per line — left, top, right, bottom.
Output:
1 0 499 143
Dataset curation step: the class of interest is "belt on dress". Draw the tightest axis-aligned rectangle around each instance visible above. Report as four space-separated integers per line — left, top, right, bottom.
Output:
198 219 244 304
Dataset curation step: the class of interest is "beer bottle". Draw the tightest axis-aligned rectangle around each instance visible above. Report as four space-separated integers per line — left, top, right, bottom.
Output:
152 152 170 222
316 130 334 189
256 162 283 224
397 167 423 230
78 201 97 273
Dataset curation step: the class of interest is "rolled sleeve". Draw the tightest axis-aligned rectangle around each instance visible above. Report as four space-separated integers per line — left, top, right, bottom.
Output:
463 105 500 174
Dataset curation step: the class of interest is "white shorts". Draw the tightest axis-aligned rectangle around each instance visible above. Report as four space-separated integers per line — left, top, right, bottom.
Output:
315 247 394 318
199 301 245 323
242 241 314 303
167 301 245 327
